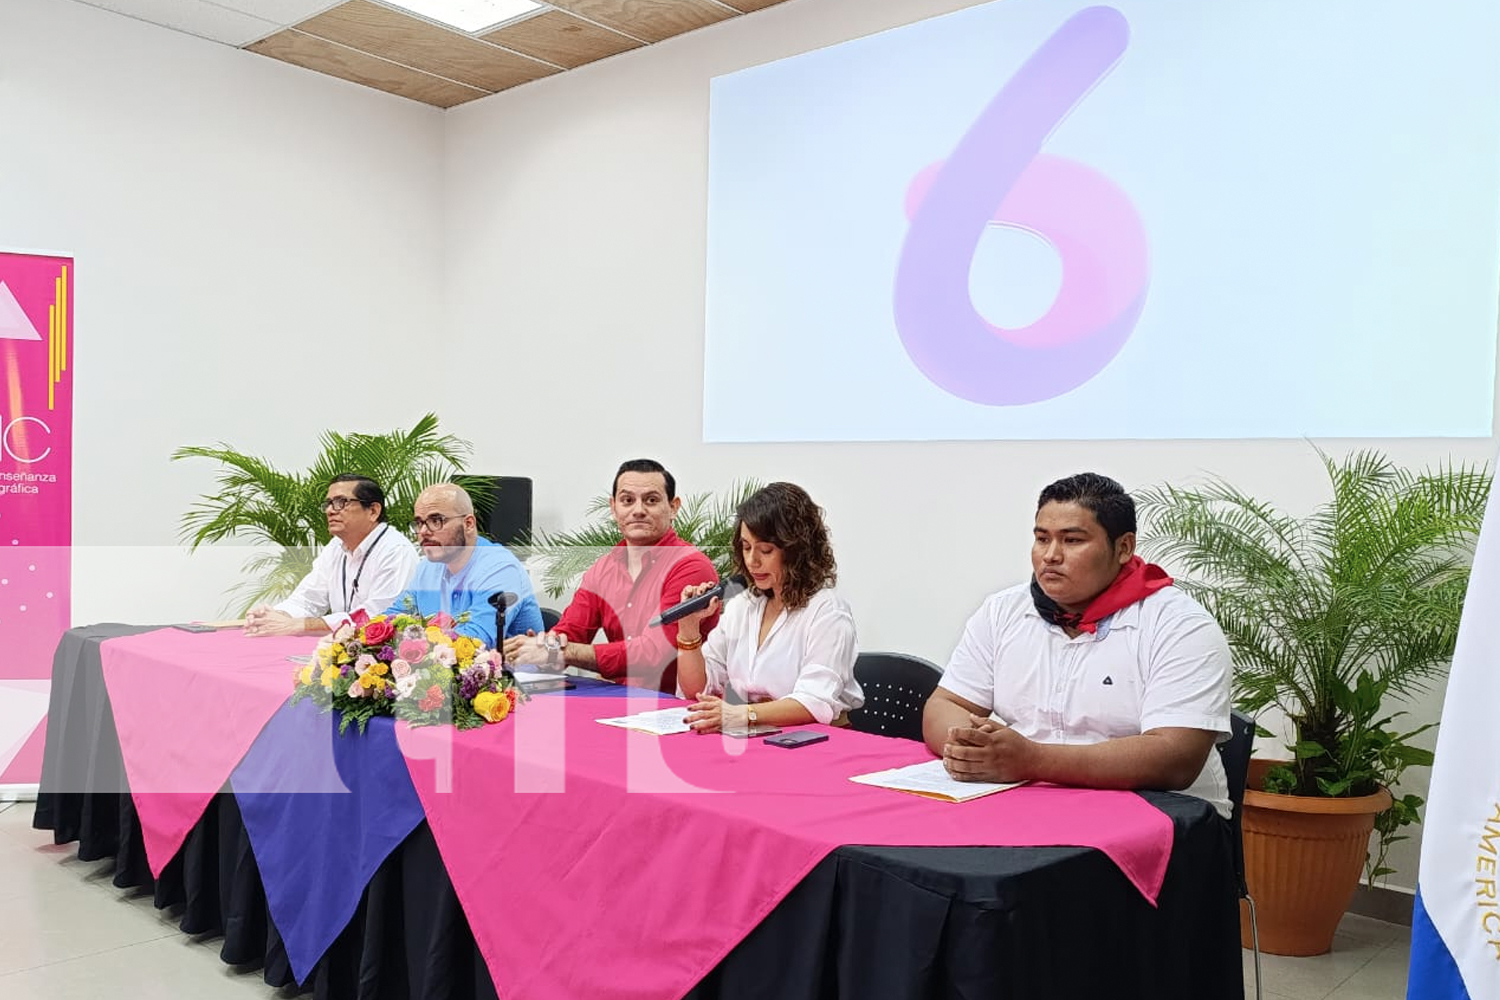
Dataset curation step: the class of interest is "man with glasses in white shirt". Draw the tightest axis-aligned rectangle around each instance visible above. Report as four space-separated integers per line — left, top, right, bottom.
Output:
245 474 419 637
387 482 543 648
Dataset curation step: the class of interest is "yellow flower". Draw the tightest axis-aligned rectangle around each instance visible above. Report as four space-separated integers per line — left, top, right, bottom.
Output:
298 665 315 686
320 666 338 688
371 662 390 677
426 626 449 645
331 643 345 658
472 691 510 724
368 615 387 624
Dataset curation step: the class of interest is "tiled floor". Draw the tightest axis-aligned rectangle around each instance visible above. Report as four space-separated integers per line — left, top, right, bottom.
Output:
1245 911 1410 1000
0 799 1410 999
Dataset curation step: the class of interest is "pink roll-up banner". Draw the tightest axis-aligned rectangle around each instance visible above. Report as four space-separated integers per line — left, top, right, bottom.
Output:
0 250 74 788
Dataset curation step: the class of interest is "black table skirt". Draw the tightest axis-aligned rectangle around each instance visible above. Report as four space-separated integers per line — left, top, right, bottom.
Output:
32 626 1243 1000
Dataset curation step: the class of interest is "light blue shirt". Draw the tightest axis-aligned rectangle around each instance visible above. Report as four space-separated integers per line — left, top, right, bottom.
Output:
387 537 543 649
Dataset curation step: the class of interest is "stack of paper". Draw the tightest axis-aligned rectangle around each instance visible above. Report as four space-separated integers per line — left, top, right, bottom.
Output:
509 669 569 693
850 758 1026 802
595 708 693 736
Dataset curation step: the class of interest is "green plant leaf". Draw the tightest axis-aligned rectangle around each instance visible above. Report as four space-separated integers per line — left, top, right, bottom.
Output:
1292 740 1329 760
1139 446 1489 879
175 414 479 613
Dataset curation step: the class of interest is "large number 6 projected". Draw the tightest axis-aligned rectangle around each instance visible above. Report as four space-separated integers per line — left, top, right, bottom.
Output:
894 6 1149 406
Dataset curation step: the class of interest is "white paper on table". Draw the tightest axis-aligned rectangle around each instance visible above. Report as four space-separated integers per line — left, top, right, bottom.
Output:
594 707 693 736
509 669 569 691
850 758 1026 802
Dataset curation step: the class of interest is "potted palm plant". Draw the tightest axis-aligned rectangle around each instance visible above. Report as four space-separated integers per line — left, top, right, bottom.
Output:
173 413 489 612
1137 449 1489 956
529 479 763 600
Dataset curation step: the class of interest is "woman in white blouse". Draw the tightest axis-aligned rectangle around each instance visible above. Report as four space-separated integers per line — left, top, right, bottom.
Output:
675 482 862 733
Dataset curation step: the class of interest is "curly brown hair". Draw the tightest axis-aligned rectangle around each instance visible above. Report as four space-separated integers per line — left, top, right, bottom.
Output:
731 482 837 610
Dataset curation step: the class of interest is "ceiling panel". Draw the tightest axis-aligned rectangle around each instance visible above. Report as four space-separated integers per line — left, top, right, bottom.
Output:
544 0 735 46
717 0 794 11
72 0 787 108
248 28 490 106
295 0 559 91
75 0 278 45
482 10 639 70
210 0 343 23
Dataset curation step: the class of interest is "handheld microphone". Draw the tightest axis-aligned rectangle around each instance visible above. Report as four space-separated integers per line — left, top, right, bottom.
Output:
650 576 745 628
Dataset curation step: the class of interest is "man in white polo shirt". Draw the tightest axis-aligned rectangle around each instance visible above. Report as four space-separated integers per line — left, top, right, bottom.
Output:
923 472 1232 817
244 474 419 637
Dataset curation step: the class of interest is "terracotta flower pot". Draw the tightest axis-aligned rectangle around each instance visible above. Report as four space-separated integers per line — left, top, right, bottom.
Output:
1239 758 1393 956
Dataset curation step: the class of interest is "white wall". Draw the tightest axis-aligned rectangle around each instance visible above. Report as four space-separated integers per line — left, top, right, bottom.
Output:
0 0 447 624
440 0 1497 889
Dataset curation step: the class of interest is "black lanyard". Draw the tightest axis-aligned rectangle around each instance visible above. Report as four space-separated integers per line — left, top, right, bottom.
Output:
340 525 389 612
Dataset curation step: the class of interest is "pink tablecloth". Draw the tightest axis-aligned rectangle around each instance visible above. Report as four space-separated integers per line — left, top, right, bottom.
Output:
399 694 1176 1000
99 628 311 875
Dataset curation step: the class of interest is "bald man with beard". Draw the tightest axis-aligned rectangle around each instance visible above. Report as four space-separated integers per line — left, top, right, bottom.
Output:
386 482 543 647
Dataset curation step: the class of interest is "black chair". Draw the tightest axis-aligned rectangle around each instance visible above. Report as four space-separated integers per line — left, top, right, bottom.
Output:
1219 709 1260 1000
540 607 561 632
848 652 942 742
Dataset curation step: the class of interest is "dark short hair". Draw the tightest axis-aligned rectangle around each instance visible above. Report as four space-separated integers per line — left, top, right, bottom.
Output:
612 459 676 501
328 474 388 522
732 482 837 610
1037 473 1135 544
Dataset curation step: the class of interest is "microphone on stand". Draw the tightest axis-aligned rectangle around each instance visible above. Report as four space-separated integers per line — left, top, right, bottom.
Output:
649 576 746 628
488 591 519 664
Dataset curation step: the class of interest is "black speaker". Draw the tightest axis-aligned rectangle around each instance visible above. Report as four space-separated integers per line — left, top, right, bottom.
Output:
469 476 532 547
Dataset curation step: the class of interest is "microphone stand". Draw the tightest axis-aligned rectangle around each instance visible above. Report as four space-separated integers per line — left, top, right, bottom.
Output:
488 591 518 678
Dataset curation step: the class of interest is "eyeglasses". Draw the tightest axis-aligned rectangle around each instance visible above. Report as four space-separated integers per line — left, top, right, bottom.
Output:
411 513 463 534
322 497 367 513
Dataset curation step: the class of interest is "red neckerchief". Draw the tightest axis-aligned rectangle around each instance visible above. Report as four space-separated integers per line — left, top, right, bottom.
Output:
1030 555 1173 634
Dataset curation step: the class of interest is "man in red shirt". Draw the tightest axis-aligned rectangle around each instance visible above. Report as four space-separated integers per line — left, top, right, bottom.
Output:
503 459 720 693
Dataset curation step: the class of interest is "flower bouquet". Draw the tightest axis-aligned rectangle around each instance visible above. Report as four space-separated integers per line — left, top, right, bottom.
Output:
290 600 523 733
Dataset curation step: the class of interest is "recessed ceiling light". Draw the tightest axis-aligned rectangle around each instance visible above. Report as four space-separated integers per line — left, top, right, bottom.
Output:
384 0 545 34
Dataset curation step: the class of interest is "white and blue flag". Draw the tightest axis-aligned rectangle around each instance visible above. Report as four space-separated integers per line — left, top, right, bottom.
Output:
1410 460 1500 999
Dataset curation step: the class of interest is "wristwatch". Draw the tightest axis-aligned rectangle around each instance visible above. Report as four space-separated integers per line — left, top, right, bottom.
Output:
747 706 759 727
543 632 562 671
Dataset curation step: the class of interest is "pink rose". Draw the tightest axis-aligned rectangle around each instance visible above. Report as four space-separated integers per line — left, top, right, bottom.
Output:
362 619 396 646
399 640 427 663
392 659 412 678
430 612 457 630
349 608 371 628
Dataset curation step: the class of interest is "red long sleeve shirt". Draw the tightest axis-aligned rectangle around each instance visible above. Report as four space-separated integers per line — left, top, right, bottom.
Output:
551 530 720 693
